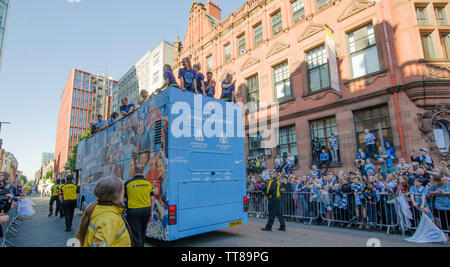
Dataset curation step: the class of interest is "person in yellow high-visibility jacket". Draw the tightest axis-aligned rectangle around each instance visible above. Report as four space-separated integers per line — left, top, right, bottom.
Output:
261 171 286 232
48 180 63 218
76 177 131 247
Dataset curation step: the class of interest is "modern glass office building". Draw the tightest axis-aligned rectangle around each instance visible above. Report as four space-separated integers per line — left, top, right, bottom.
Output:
0 0 10 67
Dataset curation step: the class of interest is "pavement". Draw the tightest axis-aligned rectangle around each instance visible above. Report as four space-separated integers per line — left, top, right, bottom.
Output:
9 194 450 247
7 194 81 247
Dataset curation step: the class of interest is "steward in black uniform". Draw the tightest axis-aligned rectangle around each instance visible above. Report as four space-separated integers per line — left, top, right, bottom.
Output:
261 172 286 232
60 175 79 232
124 166 153 247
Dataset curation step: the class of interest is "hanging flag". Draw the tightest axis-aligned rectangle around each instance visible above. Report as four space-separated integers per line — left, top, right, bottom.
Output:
405 210 448 244
325 27 340 92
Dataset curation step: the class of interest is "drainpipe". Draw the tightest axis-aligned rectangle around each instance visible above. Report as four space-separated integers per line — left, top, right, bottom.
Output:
379 1 407 159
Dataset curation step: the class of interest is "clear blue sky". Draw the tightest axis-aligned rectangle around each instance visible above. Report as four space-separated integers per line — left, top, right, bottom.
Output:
0 0 245 180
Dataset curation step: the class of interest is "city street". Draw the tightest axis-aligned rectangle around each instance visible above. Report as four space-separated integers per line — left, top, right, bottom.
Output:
9 194 449 247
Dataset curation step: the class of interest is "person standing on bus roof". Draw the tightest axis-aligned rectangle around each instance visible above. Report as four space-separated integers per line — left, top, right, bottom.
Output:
120 97 135 117
261 171 286 232
178 57 197 93
204 71 216 98
76 177 132 247
193 63 205 95
220 73 236 102
59 175 79 232
124 165 153 247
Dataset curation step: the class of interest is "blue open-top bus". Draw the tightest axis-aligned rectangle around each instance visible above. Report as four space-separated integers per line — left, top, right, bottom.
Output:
75 87 248 241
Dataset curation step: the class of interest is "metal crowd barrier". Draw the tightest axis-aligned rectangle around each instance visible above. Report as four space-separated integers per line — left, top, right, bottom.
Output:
1 206 19 247
247 191 401 235
248 190 450 235
280 191 321 224
247 191 321 224
247 191 268 218
318 192 400 235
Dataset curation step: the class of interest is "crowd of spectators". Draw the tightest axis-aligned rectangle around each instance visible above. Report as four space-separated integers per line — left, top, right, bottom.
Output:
247 147 450 237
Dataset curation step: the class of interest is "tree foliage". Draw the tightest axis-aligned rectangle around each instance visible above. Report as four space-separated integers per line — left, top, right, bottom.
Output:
67 130 91 171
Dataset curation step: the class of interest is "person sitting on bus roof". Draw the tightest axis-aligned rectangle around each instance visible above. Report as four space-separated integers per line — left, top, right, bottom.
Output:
108 112 119 126
93 114 107 131
120 97 135 117
138 90 150 106
220 73 236 102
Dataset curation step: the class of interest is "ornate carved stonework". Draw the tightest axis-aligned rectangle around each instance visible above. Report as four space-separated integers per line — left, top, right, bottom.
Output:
416 105 450 161
303 89 335 101
298 23 326 42
337 0 375 22
266 42 290 58
426 65 450 79
240 58 261 72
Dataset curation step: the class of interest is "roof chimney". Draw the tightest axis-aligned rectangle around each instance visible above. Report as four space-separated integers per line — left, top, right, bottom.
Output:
206 0 221 21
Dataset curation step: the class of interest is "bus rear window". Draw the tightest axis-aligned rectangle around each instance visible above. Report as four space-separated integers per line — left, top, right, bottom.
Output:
188 152 234 172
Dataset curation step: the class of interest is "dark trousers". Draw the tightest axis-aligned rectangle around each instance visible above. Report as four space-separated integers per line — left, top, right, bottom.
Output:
367 144 376 159
319 160 330 175
265 198 286 230
126 207 151 247
49 196 63 216
63 200 77 230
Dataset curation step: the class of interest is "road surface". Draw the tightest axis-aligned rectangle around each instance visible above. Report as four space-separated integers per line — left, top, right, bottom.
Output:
8 194 449 247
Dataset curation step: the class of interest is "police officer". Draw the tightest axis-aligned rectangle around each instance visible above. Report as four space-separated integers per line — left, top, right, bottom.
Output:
60 175 78 232
261 171 286 232
48 180 62 217
124 165 153 247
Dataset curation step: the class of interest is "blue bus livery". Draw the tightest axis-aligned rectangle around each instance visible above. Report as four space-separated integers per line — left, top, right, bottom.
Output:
75 87 248 241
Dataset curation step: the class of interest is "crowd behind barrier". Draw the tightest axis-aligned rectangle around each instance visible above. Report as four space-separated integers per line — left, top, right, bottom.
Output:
248 191 449 235
247 148 450 238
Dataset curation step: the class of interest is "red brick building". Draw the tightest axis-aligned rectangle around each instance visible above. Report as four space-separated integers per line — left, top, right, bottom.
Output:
175 0 450 174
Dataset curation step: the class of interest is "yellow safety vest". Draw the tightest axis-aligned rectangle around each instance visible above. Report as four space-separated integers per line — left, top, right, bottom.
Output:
83 204 131 247
51 184 59 197
61 184 78 201
124 177 152 209
267 179 281 199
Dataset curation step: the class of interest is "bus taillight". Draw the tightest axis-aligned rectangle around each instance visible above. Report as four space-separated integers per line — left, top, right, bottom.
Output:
169 205 177 225
243 197 248 212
